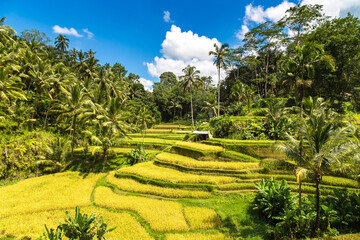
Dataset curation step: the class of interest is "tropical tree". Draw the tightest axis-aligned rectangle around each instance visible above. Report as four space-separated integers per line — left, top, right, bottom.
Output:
209 43 230 117
179 65 202 130
137 106 155 149
55 85 90 158
275 106 359 235
231 81 254 113
279 42 335 118
54 34 69 54
0 67 26 102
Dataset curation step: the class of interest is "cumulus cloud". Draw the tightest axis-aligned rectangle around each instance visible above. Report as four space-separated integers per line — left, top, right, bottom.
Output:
237 0 360 40
53 25 83 37
301 0 360 18
138 77 154 91
163 11 172 23
236 25 250 40
146 25 224 84
82 28 94 39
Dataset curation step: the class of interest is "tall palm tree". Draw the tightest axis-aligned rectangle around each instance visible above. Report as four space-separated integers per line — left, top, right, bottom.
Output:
55 85 90 158
280 42 335 118
231 82 254 113
179 65 202 130
0 67 26 102
275 107 359 235
209 43 230 117
54 34 69 54
137 106 155 149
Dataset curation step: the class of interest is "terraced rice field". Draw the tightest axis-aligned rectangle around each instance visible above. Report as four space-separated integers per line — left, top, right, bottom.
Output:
2 123 360 239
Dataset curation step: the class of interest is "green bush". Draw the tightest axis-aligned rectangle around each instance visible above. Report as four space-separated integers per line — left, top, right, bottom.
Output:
253 178 296 224
39 206 115 240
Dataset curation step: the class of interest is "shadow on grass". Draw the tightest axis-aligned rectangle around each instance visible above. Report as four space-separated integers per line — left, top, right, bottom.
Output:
64 152 128 177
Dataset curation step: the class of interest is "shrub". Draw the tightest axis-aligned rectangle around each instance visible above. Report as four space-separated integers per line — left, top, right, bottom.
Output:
39 206 115 240
253 178 296 224
127 144 149 165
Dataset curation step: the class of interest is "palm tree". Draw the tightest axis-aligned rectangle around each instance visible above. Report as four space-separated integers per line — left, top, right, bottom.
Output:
55 34 69 54
179 65 202 130
280 42 335 118
275 106 359 235
55 85 90 158
231 82 254 113
209 43 230 117
0 67 26 102
137 106 155 149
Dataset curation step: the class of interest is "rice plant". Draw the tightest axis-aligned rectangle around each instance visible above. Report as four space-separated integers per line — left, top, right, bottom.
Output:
94 186 189 231
106 172 212 198
176 142 225 152
0 172 104 218
184 207 221 229
156 152 260 170
117 162 236 185
165 232 231 240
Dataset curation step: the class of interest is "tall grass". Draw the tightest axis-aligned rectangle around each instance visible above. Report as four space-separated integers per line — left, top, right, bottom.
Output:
117 162 236 185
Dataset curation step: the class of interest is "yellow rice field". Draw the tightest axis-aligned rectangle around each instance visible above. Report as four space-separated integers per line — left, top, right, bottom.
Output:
166 232 232 240
0 207 153 240
106 172 212 198
157 152 260 170
184 207 222 230
0 172 104 218
94 186 189 231
117 161 237 184
146 129 172 133
176 142 225 152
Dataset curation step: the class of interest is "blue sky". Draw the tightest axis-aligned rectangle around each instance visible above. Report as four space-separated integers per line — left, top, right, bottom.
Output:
1 0 360 90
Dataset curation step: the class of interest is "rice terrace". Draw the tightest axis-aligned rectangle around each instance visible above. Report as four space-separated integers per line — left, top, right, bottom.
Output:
1 1 360 240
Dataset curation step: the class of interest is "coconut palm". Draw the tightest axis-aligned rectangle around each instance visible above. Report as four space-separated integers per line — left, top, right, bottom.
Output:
55 85 90 158
231 82 254 113
280 42 335 118
209 43 230 117
179 65 202 130
0 67 26 102
137 106 155 149
54 34 69 54
275 106 359 235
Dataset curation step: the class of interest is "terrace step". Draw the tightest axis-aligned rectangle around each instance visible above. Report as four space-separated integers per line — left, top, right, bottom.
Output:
155 152 261 173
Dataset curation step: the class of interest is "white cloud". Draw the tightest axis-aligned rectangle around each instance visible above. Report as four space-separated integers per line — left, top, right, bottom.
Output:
237 0 360 40
82 28 94 39
161 25 220 61
146 25 225 84
236 25 249 40
139 77 154 91
301 0 360 18
52 25 83 37
163 11 172 23
244 1 295 24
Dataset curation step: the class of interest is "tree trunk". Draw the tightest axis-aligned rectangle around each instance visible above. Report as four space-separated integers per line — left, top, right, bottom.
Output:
190 88 195 131
71 115 77 159
31 96 38 131
299 181 302 230
217 66 221 117
314 175 321 236
102 151 107 172
43 102 51 129
142 125 146 152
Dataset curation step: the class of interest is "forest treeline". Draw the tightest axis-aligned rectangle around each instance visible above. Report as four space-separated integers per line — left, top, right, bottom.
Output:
1 4 360 180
